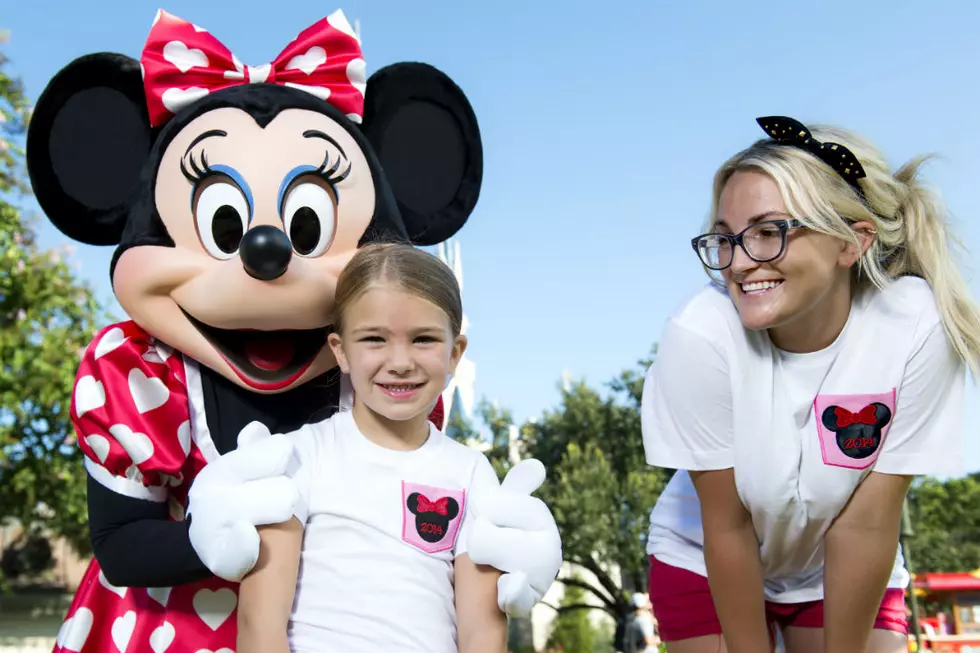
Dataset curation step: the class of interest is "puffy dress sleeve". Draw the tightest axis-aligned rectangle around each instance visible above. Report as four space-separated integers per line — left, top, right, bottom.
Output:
73 321 191 502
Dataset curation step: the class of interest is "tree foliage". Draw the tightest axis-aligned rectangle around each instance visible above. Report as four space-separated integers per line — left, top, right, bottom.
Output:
906 474 980 574
520 350 668 622
546 576 597 653
0 34 103 562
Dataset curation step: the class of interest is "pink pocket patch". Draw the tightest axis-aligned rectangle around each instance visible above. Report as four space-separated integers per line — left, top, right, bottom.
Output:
401 481 466 554
814 389 896 470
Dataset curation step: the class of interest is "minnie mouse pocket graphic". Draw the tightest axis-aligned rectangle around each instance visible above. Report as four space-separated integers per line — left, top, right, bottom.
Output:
814 389 896 470
401 481 465 554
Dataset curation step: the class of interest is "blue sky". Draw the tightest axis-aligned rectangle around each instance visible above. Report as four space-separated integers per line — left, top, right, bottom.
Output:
6 1 980 470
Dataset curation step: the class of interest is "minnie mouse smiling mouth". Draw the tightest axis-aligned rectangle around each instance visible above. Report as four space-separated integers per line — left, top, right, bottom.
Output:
180 309 328 389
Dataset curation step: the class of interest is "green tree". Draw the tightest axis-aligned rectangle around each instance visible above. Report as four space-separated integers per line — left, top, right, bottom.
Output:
906 474 980 573
446 397 521 480
546 575 597 653
0 33 103 564
519 350 669 625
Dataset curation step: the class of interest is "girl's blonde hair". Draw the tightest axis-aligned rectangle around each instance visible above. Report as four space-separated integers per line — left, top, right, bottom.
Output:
333 242 463 337
709 124 980 376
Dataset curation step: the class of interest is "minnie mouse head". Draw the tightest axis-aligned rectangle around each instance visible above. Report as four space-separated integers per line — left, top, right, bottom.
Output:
406 492 460 543
820 402 892 460
26 9 482 394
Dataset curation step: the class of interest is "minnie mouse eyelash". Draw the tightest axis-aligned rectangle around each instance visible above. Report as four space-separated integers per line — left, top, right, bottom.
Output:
315 148 352 186
179 148 214 185
178 147 351 190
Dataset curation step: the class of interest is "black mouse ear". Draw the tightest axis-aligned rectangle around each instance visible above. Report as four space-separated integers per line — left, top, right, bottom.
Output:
360 62 482 246
26 53 153 246
873 402 893 427
821 406 841 432
406 492 421 515
444 497 460 520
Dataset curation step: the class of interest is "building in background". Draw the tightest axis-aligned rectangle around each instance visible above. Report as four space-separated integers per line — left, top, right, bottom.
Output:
430 239 479 441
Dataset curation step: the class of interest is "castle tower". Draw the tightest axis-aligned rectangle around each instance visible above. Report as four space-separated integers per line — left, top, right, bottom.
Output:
433 239 477 434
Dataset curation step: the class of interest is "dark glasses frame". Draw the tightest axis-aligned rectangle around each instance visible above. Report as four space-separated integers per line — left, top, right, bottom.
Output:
691 218 806 271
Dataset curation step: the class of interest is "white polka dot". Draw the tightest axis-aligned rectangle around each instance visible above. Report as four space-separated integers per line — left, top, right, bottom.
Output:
56 608 93 651
155 342 173 361
75 376 106 417
327 9 360 43
111 611 136 652
94 327 127 359
147 586 172 607
346 112 363 124
193 588 237 631
177 421 191 455
163 41 209 73
346 58 366 97
247 64 272 83
128 367 170 414
84 434 110 464
98 570 128 598
109 424 155 465
285 46 327 76
161 87 209 114
149 621 175 653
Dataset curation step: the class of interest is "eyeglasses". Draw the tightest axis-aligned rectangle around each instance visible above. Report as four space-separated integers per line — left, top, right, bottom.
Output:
691 218 805 271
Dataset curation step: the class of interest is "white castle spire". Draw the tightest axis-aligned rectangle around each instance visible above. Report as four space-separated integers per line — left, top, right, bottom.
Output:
434 239 476 427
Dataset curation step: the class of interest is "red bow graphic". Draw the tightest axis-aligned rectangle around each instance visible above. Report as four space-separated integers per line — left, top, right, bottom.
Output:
140 9 366 127
835 405 878 428
416 494 450 516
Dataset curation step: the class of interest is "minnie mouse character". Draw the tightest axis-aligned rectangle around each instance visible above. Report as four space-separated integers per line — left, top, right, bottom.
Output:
27 10 561 653
407 492 461 543
821 403 893 460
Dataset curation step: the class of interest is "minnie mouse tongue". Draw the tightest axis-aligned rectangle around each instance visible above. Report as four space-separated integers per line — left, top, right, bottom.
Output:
244 339 295 371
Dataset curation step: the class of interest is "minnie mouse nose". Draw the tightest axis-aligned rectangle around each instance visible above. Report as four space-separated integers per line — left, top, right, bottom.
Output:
240 226 292 281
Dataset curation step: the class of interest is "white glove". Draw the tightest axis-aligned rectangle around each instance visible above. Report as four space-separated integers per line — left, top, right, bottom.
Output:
466 459 563 617
187 421 299 582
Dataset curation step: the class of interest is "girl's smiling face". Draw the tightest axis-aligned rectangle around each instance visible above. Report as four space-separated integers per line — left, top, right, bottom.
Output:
329 284 466 429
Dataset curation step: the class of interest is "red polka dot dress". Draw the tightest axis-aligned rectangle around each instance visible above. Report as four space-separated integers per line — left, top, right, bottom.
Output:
53 321 239 652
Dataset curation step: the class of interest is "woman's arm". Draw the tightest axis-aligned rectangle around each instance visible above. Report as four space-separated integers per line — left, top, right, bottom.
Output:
825 312 963 652
237 518 303 653
455 552 508 653
823 471 911 653
691 469 771 653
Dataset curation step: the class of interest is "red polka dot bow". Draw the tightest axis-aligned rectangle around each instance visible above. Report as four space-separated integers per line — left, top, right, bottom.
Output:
140 9 366 128
416 495 451 516
834 405 877 427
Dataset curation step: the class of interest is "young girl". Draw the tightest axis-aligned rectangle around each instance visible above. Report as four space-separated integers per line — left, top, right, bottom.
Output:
236 243 508 653
642 116 980 653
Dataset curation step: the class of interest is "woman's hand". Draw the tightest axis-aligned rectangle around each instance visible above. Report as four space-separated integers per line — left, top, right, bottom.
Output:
823 472 911 653
691 469 771 653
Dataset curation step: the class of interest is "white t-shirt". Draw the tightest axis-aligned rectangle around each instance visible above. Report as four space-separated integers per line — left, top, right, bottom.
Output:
643 276 966 603
284 410 500 653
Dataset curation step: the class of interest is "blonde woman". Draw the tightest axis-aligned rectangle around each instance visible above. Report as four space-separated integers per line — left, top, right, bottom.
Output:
641 116 980 653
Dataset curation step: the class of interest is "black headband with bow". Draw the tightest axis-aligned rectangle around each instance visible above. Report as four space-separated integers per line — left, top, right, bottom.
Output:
756 116 867 196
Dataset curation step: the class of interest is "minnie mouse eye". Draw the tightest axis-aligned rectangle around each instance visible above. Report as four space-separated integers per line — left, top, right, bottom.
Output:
195 181 249 260
281 181 337 258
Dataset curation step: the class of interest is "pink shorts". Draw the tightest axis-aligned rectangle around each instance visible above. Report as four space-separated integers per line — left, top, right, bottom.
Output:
648 555 909 643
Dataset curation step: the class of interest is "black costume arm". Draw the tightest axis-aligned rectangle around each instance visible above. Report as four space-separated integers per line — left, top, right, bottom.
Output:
87 475 212 587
